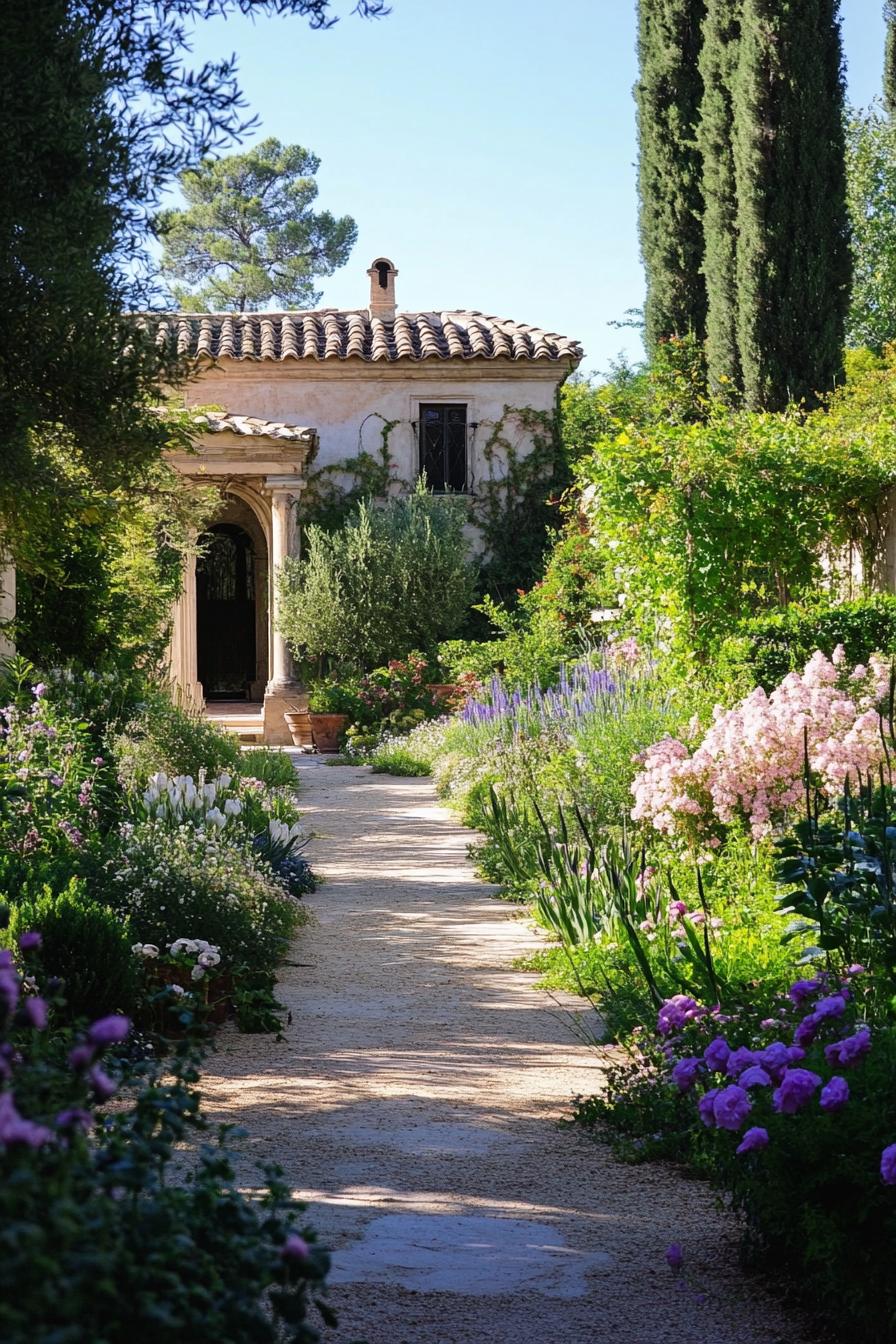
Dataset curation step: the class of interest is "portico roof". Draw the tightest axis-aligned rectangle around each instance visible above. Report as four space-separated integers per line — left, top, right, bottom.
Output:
193 411 317 444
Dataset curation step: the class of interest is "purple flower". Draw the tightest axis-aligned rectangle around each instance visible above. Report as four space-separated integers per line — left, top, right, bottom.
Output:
881 1144 896 1185
671 1057 702 1092
87 1014 130 1047
712 1084 752 1132
698 1088 720 1128
31 683 47 699
665 1243 684 1273
49 775 63 789
0 950 12 970
0 967 20 1014
736 1126 769 1155
0 1092 54 1148
846 964 865 977
814 994 847 1021
280 1233 311 1263
92 756 105 767
759 1042 791 1079
88 1066 117 1102
794 1013 820 1047
68 1043 94 1071
738 1065 772 1090
819 1076 849 1113
18 932 42 952
825 1028 871 1068
55 1108 93 1133
23 997 48 1031
703 1037 730 1072
788 978 822 1006
726 1046 759 1078
773 1068 823 1115
657 995 704 1037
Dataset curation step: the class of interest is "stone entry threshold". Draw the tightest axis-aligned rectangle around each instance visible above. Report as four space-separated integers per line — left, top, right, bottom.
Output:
200 759 815 1344
204 701 264 743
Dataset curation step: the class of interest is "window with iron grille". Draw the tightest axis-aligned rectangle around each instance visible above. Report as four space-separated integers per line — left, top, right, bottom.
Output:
418 404 468 492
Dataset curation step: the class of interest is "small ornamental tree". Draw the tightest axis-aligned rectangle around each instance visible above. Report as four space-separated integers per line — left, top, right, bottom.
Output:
277 483 477 671
158 138 357 311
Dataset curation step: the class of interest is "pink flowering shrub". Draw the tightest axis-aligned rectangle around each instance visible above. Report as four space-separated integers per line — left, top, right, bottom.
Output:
632 647 894 844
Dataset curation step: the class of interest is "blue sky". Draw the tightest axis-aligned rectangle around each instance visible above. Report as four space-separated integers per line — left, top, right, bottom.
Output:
185 0 886 376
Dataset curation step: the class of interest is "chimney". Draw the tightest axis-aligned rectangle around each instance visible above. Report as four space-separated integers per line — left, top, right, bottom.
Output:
367 257 398 321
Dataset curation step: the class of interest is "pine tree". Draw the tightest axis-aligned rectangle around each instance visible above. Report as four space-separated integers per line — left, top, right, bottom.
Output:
732 0 850 411
886 2 896 115
635 0 708 353
698 0 741 398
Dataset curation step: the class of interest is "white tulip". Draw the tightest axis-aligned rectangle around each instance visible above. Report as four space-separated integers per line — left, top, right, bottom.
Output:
224 798 242 816
205 807 227 828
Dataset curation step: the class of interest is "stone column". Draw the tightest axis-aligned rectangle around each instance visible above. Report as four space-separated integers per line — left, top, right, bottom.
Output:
0 563 15 662
167 550 203 708
263 475 305 743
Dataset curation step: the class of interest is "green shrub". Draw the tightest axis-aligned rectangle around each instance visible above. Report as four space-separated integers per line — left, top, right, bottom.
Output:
368 745 431 776
114 690 240 785
98 821 300 974
2 882 139 1021
240 748 299 789
723 594 896 688
278 481 477 670
0 953 339 1344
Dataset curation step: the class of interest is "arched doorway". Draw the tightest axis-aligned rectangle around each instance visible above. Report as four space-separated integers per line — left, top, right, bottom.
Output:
196 522 260 701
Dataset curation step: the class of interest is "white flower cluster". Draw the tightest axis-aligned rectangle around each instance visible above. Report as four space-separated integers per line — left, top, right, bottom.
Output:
142 771 243 830
168 937 222 979
131 942 159 958
268 818 304 846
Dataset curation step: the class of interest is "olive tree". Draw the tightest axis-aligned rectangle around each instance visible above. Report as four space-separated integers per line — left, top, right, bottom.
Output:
277 485 477 670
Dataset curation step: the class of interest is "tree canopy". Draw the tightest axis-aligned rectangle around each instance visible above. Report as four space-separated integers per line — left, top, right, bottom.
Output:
158 138 357 311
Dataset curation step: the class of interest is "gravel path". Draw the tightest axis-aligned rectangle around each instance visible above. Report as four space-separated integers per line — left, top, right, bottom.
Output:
202 758 814 1344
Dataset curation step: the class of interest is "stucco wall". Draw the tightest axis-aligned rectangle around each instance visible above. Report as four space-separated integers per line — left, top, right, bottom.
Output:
181 359 564 499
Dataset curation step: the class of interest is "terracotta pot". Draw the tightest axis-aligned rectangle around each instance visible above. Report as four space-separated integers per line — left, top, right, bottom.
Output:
309 712 349 753
284 710 314 749
427 683 462 704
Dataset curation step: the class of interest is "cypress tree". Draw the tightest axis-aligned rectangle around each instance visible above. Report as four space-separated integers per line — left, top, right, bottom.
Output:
732 0 850 411
698 0 742 398
635 0 708 353
885 1 896 116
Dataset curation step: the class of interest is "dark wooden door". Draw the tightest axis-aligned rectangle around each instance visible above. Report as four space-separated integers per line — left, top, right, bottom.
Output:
196 524 257 700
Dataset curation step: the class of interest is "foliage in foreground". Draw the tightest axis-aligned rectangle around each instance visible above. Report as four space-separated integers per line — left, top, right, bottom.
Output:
0 941 339 1344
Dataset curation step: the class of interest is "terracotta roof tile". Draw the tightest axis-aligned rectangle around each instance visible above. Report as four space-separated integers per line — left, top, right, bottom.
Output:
143 310 581 365
193 411 316 444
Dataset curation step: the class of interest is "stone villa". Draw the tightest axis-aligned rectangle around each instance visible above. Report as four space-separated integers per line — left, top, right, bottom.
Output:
32 259 581 743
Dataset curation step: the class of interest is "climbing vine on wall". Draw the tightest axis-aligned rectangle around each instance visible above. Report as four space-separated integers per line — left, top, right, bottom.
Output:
298 414 404 533
296 401 568 604
470 399 568 603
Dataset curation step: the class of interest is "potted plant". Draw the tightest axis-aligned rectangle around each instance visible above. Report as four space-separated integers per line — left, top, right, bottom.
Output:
283 703 313 749
307 680 360 753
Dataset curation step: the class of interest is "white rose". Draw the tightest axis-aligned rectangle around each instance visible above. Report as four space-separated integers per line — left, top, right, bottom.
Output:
139 944 159 959
198 950 221 968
